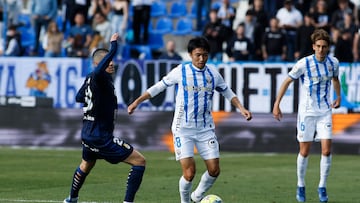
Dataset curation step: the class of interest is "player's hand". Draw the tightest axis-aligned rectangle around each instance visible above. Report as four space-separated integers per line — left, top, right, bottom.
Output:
272 106 282 121
241 109 252 121
127 103 137 115
331 97 341 109
110 33 119 42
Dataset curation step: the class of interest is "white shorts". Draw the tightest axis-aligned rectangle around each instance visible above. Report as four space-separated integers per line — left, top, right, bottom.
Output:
297 111 332 142
173 129 219 161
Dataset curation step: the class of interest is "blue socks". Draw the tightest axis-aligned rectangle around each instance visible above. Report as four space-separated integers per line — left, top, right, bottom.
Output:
70 167 88 198
124 166 145 202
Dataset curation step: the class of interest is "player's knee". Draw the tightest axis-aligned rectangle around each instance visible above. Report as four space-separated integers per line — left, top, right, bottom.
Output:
208 167 220 177
183 169 196 181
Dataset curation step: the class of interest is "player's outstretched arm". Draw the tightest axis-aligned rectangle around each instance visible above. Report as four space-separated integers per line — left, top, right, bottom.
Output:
273 77 293 121
128 92 152 115
231 97 252 121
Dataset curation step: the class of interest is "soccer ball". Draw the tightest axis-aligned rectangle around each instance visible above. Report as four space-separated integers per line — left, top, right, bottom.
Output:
200 194 223 203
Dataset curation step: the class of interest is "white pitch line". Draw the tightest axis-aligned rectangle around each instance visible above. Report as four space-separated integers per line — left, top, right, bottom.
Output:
0 199 112 203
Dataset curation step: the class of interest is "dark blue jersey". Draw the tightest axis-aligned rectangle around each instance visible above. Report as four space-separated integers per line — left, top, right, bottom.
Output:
76 41 117 144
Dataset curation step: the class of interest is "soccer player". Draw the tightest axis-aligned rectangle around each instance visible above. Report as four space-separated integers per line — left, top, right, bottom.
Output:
128 37 252 203
63 33 146 203
272 29 341 203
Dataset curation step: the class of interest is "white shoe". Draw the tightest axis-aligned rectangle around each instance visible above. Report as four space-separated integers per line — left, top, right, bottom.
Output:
63 196 78 203
191 192 203 203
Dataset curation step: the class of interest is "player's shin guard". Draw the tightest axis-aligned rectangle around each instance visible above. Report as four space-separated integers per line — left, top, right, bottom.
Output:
179 176 192 203
70 167 88 198
297 153 308 187
192 171 217 200
124 166 145 202
319 154 332 188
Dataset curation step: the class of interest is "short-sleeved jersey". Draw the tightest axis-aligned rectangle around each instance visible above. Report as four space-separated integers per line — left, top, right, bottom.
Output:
147 63 235 133
76 41 117 143
289 54 339 114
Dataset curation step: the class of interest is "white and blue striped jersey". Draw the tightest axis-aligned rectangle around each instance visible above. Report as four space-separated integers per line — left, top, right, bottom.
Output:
147 63 236 132
289 54 339 114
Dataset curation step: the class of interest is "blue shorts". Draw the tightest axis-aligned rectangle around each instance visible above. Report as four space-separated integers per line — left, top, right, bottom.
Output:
82 137 134 164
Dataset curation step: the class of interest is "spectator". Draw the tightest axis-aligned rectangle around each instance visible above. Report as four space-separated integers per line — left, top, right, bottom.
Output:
226 23 254 62
0 25 22 56
111 0 129 59
331 0 356 30
30 0 58 55
294 13 315 60
247 0 269 61
42 21 64 57
90 12 112 53
337 12 357 35
66 13 93 57
5 0 23 27
262 17 287 62
132 0 152 44
311 0 332 33
203 9 226 62
243 10 256 43
158 40 183 61
353 28 360 62
276 0 303 61
89 0 112 24
195 0 211 31
62 0 91 32
334 29 354 62
217 0 236 38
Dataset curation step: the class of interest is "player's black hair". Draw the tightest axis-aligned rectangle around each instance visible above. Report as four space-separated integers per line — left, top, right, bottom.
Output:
92 48 109 62
187 37 210 53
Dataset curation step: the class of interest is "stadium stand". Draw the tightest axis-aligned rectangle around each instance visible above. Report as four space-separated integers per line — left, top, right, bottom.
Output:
151 1 167 18
168 1 187 18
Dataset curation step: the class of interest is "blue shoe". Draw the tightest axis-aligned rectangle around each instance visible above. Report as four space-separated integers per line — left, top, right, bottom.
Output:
63 196 78 203
318 187 328 202
296 186 306 202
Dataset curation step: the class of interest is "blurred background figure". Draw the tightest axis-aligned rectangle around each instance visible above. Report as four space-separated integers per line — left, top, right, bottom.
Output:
88 0 111 25
62 0 91 32
311 0 331 33
111 0 129 60
132 0 152 44
42 21 64 57
246 0 268 61
294 12 315 60
262 17 287 62
90 11 111 52
158 40 183 61
195 0 211 31
66 12 93 57
0 24 22 56
217 0 236 38
226 23 253 62
276 0 303 62
203 9 226 62
30 0 58 55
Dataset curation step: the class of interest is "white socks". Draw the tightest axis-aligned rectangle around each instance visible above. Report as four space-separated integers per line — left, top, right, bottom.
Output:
179 176 192 203
297 153 332 188
192 171 217 200
297 153 308 187
319 154 332 188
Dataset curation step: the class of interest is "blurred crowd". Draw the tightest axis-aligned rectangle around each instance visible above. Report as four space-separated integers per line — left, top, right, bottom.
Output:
0 0 359 63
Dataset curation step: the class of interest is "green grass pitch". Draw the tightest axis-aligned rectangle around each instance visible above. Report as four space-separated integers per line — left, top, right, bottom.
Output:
0 147 358 203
